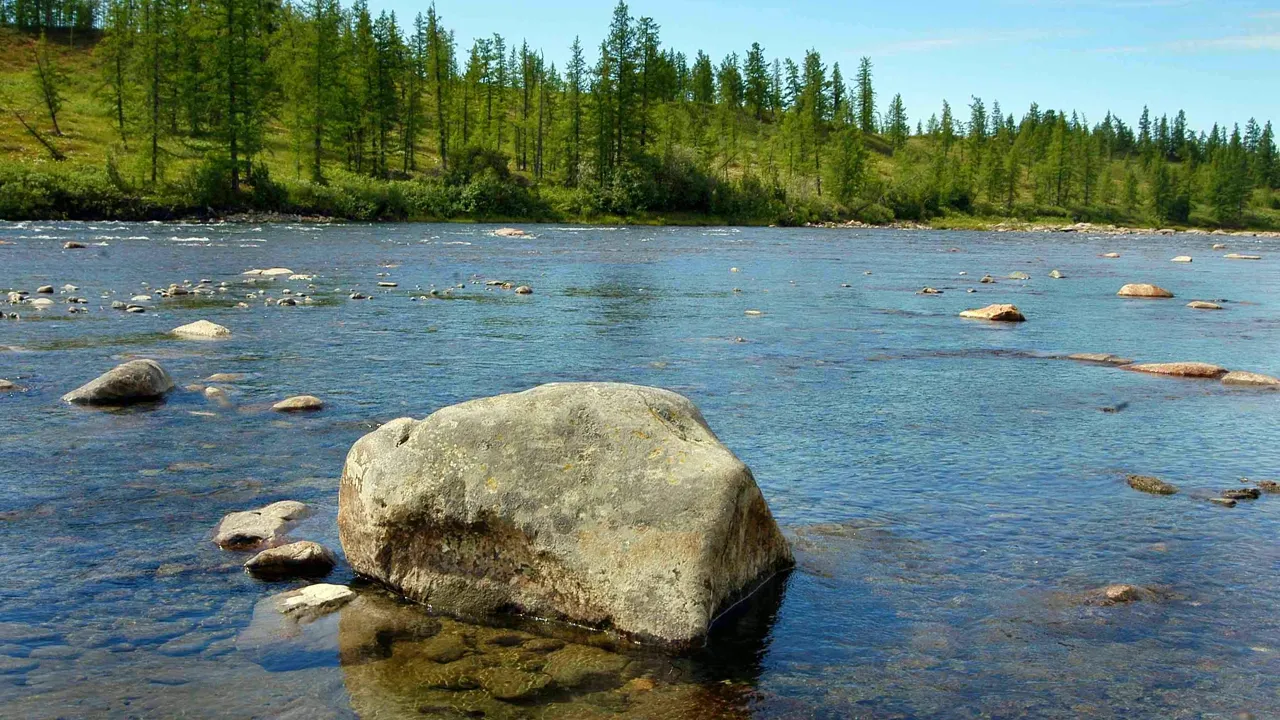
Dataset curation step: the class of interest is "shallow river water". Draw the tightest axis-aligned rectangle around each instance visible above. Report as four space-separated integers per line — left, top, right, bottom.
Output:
1 222 1278 719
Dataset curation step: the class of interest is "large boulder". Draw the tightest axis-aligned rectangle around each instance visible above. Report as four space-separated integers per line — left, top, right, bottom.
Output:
1117 283 1174 298
338 382 793 647
62 360 174 406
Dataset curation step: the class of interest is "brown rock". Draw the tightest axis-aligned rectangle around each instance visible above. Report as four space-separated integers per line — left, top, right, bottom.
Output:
1127 474 1178 495
959 304 1025 322
1222 488 1261 501
1221 371 1280 387
1117 283 1174 298
1067 353 1133 365
272 395 324 412
1127 362 1227 379
1104 584 1141 603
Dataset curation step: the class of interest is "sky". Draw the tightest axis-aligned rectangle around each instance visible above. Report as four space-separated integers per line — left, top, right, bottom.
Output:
376 0 1279 132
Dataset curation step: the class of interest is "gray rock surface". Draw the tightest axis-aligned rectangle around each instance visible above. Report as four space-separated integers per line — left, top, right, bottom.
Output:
338 382 793 646
62 360 174 406
214 501 311 549
245 541 337 579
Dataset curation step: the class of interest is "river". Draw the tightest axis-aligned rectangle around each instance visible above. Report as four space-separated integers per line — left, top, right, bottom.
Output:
1 221 1278 718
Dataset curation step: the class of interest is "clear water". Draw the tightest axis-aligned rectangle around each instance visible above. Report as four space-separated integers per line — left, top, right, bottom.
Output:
1 222 1278 719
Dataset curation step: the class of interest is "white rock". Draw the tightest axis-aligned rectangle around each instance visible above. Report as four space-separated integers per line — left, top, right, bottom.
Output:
171 320 231 339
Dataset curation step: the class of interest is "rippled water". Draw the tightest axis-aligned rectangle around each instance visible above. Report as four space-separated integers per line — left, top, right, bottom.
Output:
1 221 1279 719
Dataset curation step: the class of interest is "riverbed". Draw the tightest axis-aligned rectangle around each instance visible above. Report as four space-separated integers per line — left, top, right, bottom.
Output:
1 222 1278 718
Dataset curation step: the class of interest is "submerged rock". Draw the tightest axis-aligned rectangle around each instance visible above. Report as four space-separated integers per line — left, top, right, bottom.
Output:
1222 488 1261 501
1186 301 1223 310
1067 353 1133 365
1127 362 1227 379
1127 474 1178 495
273 395 324 412
1101 252 1120 258
918 287 942 295
1117 283 1174 298
1224 253 1261 260
514 285 533 294
171 320 231 339
1171 256 1193 263
205 373 246 382
493 227 529 237
214 500 310 549
1221 371 1280 387
337 382 793 646
959 304 1025 322
245 541 337 579
1049 269 1065 279
275 584 355 620
1209 497 1237 508
1101 584 1141 603
63 241 86 249
62 359 174 406
0 379 17 391
1007 271 1030 280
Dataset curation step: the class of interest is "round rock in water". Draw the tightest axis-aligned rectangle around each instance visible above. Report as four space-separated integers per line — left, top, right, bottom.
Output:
245 541 337 579
1117 283 1174 298
272 395 324 412
171 319 231 339
338 382 793 647
61 359 174 406
959 304 1025 322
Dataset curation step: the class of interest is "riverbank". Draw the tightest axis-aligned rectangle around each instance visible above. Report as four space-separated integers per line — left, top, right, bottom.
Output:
804 217 1280 238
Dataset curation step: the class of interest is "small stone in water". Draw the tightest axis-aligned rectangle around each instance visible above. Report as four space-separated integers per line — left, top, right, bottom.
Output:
1126 474 1178 495
1222 488 1260 501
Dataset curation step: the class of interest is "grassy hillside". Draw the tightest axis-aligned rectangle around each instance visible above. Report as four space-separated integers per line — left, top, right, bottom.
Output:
0 27 1276 229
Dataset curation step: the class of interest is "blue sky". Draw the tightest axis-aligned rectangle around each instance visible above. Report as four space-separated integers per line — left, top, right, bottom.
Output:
377 0 1278 131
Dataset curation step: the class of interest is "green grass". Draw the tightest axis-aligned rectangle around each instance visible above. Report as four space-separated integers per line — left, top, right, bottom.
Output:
1 27 1277 231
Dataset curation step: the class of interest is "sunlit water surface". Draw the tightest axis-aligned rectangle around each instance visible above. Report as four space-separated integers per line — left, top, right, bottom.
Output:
1 222 1278 719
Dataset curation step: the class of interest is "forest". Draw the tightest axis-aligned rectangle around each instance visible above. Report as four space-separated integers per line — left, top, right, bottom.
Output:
0 0 1277 227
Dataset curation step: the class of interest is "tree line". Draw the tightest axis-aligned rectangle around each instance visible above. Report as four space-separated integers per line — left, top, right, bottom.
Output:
3 0 1278 226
